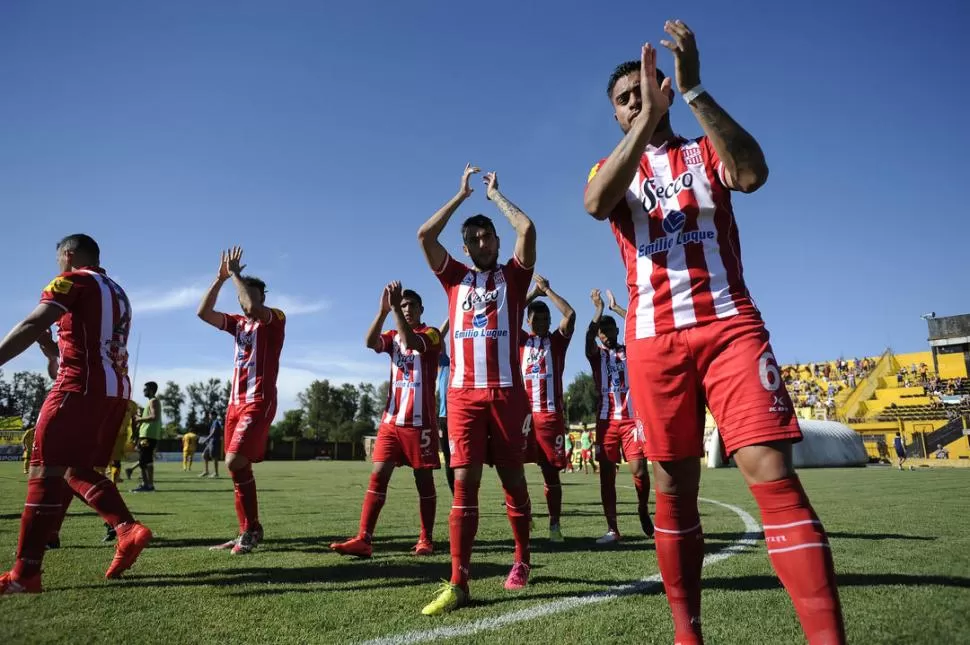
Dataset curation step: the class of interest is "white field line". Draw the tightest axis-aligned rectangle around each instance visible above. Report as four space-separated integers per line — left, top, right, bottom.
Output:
361 497 762 645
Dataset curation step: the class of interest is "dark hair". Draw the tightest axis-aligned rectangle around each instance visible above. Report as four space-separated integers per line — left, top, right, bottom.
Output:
241 276 267 294
527 301 550 317
597 315 618 331
461 214 496 242
401 289 423 308
144 381 158 394
607 60 667 99
56 234 100 262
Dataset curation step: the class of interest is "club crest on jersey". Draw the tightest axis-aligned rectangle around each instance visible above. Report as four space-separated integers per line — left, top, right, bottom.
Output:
682 146 703 166
662 211 686 234
472 314 488 328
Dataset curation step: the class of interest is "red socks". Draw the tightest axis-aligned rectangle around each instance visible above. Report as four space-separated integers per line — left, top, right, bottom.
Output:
13 477 69 579
751 476 845 645
599 462 618 533
503 481 531 565
654 490 705 645
449 479 478 590
67 468 135 527
231 465 260 533
414 473 436 542
358 473 388 542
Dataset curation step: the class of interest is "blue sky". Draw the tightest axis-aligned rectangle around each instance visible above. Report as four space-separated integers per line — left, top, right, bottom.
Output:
2 1 968 417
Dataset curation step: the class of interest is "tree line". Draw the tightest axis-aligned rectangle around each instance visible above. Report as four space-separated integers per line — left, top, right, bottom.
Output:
1 369 604 438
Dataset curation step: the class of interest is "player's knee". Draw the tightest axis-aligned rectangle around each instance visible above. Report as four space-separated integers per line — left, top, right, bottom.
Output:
652 458 700 495
372 461 395 479
629 459 648 478
733 441 795 484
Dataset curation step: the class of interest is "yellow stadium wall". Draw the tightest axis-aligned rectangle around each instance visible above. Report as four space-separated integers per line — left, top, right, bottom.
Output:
894 351 934 371
936 351 968 379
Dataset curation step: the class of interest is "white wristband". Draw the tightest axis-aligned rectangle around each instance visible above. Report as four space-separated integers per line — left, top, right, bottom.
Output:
682 85 706 105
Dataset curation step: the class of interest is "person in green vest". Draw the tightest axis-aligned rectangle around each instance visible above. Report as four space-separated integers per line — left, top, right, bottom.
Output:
127 381 162 492
563 431 575 473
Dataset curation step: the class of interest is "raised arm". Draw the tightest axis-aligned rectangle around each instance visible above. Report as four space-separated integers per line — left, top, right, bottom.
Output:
661 20 768 193
365 285 393 352
484 172 535 269
585 289 605 359
606 289 627 319
418 164 479 272
439 317 449 338
584 44 672 220
197 251 230 328
226 247 271 323
0 303 64 369
535 274 576 337
388 282 423 352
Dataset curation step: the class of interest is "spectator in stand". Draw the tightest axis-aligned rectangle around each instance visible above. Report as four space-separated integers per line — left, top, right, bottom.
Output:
848 372 856 389
934 444 949 459
823 364 831 380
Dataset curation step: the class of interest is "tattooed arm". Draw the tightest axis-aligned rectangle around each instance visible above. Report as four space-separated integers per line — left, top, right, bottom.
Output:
662 19 768 193
484 172 536 269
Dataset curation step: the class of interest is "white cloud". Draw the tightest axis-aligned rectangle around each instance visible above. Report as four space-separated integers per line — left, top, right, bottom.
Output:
127 282 327 317
272 295 329 316
130 286 206 314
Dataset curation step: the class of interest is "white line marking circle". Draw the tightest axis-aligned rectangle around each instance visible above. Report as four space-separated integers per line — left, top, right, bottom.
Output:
361 497 761 645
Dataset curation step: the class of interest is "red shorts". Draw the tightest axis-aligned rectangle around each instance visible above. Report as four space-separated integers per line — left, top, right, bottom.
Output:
595 418 645 463
627 314 801 461
372 423 441 469
446 387 529 468
581 449 592 461
32 390 128 468
225 401 277 463
529 411 567 469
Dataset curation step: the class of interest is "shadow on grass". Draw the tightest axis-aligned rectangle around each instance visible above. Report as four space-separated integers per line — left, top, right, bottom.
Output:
702 573 970 592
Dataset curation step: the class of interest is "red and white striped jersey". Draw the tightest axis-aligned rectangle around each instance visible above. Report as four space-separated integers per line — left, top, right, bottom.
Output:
39 267 132 399
436 254 532 389
520 330 571 413
588 345 633 421
587 135 760 342
377 325 442 429
222 309 285 405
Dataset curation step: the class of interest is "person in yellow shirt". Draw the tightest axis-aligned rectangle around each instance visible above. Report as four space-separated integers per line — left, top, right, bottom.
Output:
21 427 35 475
181 430 199 471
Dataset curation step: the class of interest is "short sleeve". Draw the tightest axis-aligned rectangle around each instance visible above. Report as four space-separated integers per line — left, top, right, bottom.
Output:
418 326 442 355
434 254 470 288
221 313 242 335
697 136 728 187
584 159 607 194
268 308 286 327
39 273 82 312
504 256 534 300
554 329 572 353
374 330 396 354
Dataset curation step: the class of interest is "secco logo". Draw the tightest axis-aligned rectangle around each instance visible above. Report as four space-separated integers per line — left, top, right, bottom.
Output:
462 289 499 312
641 171 694 213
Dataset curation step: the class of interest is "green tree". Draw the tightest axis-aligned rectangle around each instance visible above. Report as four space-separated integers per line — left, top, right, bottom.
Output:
158 381 184 433
186 378 229 430
298 380 360 440
356 382 379 426
271 409 306 439
565 372 598 426
11 371 51 426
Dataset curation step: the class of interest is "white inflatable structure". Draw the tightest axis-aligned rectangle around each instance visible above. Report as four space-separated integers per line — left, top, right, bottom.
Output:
706 419 867 468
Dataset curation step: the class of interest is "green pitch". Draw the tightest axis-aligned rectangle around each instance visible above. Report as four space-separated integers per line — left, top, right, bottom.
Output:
1 461 968 644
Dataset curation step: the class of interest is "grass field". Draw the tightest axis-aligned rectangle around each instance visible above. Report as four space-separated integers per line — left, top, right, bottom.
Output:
1 461 969 644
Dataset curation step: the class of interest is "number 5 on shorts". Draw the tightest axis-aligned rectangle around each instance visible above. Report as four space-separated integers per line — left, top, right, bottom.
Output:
420 427 433 450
